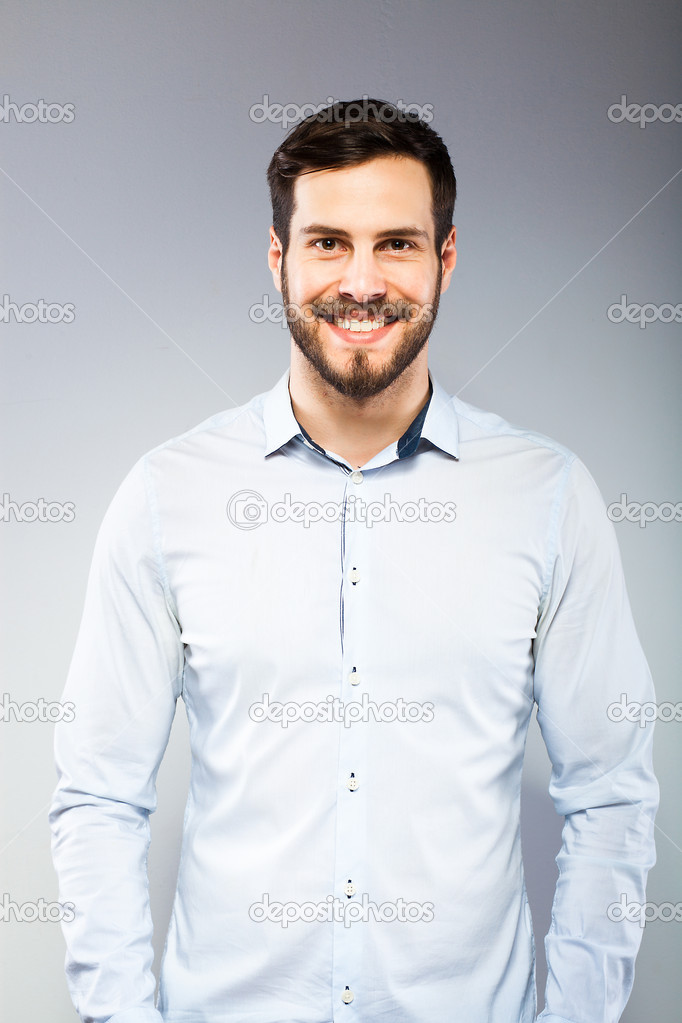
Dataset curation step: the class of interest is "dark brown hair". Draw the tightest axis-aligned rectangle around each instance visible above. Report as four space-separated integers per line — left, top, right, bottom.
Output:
266 98 456 258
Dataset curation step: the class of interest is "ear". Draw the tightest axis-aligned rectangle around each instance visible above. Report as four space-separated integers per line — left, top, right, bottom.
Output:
439 226 457 294
268 227 284 293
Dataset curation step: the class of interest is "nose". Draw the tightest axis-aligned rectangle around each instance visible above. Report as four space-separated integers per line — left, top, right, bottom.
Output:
337 247 387 310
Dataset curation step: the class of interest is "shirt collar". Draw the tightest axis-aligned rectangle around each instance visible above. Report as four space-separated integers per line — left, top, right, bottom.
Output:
262 368 459 461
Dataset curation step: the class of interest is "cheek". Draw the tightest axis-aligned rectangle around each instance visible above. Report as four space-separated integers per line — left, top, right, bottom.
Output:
303 270 342 303
391 268 437 302
287 260 333 297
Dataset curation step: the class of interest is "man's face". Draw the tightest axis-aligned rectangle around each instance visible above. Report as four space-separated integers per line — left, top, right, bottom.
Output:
268 156 456 399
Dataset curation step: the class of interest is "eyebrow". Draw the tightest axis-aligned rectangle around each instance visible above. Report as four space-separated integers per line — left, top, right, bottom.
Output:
299 224 431 242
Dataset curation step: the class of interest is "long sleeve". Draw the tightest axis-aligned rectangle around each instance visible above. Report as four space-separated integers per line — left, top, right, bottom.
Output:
532 457 659 1022
49 455 185 1023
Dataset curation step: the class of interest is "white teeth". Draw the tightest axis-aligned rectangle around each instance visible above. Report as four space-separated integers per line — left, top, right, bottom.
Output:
334 317 385 332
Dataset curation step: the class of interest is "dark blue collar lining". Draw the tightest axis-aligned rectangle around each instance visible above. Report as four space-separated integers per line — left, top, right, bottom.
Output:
295 379 433 465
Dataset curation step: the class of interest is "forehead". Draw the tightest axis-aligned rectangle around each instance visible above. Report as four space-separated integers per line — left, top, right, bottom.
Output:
290 156 434 236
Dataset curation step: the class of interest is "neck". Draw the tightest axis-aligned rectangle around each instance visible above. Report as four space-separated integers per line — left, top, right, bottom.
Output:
288 346 431 468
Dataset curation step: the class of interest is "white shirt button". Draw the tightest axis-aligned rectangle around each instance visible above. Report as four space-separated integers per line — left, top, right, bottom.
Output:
346 774 358 791
349 567 361 584
348 669 361 686
350 470 363 484
342 988 354 1004
344 881 356 897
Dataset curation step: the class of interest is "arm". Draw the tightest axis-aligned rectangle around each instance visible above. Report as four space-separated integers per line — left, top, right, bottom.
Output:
532 457 659 1023
49 455 184 1023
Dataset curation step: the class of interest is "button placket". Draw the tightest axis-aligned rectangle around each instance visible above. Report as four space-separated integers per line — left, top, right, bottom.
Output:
332 468 371 1017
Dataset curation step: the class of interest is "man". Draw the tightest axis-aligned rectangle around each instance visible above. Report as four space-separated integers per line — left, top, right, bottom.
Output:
50 99 658 1023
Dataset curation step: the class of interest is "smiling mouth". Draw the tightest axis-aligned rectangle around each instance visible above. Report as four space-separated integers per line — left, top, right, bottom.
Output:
332 316 391 333
312 305 399 333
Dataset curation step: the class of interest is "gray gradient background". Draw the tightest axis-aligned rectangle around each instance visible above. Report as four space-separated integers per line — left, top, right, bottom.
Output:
1 1 680 1019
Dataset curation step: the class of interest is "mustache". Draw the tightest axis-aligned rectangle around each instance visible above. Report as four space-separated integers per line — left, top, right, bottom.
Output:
310 298 435 324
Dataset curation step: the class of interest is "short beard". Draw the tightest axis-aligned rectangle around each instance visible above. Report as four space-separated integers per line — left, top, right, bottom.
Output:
280 261 442 400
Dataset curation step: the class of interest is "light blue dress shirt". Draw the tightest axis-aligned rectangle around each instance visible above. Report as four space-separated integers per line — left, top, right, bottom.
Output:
50 369 658 1023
